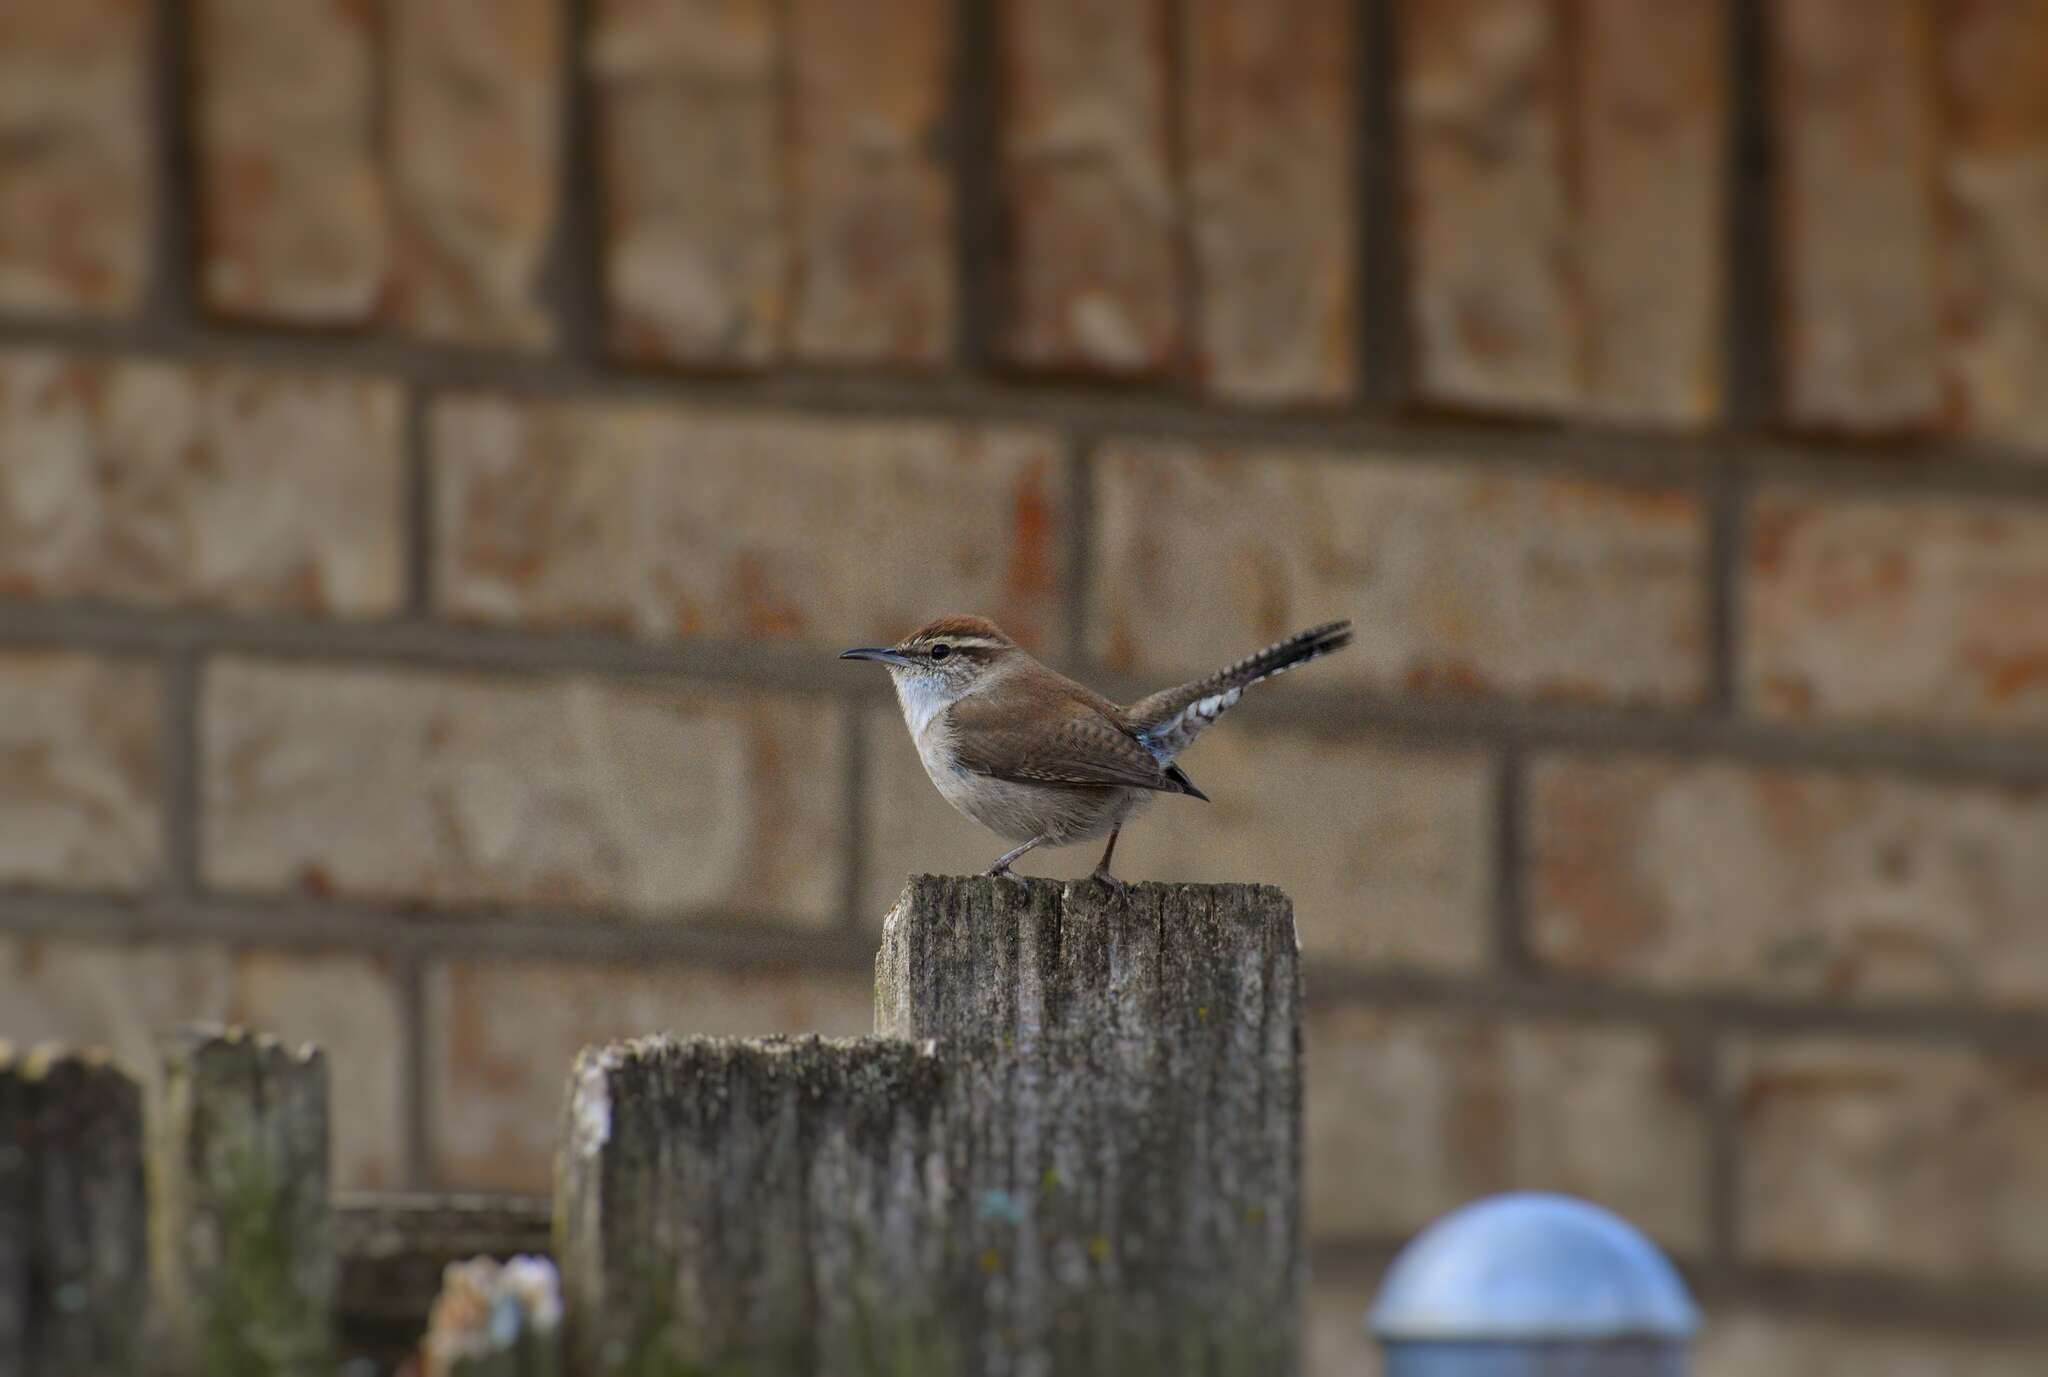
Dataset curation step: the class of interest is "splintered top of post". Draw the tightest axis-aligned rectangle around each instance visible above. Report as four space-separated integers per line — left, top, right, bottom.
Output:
0 1040 129 1086
564 1033 948 1162
165 1022 324 1068
875 873 1302 1048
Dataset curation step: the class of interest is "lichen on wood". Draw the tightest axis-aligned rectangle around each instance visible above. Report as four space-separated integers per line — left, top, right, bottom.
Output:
556 1034 963 1377
149 1025 334 1377
558 876 1306 1376
875 875 1306 1377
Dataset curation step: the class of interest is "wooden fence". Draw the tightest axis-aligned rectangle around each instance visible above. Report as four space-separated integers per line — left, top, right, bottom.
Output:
0 876 1304 1377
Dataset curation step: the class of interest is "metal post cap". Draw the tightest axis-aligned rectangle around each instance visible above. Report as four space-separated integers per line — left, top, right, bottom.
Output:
1369 1192 1700 1344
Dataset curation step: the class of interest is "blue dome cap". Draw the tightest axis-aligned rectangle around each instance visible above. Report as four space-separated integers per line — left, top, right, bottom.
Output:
1369 1193 1700 1343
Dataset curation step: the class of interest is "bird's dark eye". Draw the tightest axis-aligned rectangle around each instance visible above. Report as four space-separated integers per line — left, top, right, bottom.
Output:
929 643 952 662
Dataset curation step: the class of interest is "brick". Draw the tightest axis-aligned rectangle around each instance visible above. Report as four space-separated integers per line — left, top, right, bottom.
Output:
1529 755 2048 1006
1115 731 1491 975
592 0 786 366
998 0 1180 375
862 708 1494 971
1770 0 1942 433
1184 0 1356 403
1308 1003 1707 1252
1306 1259 1381 1377
1696 1311 2043 1377
0 937 405 1189
388 0 563 347
1743 491 2048 727
1577 0 1726 426
788 0 954 366
202 659 846 923
1732 1038 2048 1280
194 0 389 322
1399 0 1728 424
1399 0 1575 413
1939 0 2048 448
0 0 150 314
0 653 159 891
424 958 874 1189
1090 443 1706 705
0 352 404 615
433 394 1068 653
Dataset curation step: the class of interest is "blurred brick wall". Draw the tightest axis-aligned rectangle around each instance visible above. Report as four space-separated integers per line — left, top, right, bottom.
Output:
3 0 2047 1371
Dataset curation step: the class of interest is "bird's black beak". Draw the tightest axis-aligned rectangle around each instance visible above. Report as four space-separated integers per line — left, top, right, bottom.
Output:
840 646 915 667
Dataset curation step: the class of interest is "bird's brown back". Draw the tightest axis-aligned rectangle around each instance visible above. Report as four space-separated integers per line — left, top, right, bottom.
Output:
946 655 1184 794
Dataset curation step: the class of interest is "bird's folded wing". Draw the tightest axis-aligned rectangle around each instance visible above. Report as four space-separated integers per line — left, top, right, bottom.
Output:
947 693 1181 792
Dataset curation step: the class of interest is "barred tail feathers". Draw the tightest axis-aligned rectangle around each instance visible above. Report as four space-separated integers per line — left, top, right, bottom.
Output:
1127 620 1352 760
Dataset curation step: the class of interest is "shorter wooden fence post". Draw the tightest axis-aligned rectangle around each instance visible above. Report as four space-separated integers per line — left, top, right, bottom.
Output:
556 1034 960 1377
150 1025 334 1377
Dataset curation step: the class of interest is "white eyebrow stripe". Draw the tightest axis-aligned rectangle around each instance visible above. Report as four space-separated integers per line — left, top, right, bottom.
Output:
916 636 1006 651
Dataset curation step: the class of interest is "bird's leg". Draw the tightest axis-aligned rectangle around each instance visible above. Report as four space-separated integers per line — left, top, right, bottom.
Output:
986 834 1050 887
1087 829 1128 898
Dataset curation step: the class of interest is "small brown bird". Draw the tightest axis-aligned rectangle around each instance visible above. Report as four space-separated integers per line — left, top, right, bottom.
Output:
842 615 1353 888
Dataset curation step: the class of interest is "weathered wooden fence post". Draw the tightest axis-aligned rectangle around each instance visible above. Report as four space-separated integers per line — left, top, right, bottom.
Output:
556 876 1304 1377
876 876 1305 1376
557 1035 963 1377
150 1026 335 1377
0 1043 149 1377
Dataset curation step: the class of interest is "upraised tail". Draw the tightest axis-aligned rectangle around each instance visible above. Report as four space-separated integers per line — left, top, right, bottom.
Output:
1126 620 1352 761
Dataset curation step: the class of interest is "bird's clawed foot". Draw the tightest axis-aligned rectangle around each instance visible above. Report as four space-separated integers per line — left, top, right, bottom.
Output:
1088 867 1130 901
986 835 1050 888
1084 829 1128 900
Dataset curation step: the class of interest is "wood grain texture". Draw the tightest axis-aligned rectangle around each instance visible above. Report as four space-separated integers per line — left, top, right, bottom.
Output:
556 1035 961 1377
0 1044 147 1377
556 877 1305 1376
875 875 1305 1377
150 1026 334 1377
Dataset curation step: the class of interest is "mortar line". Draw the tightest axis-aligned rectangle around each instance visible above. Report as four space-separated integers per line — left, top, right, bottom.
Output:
1063 432 1097 671
402 385 435 617
838 695 871 933
369 0 394 223
398 949 434 1189
1489 744 1530 975
9 605 2048 779
1724 0 1777 427
772 0 800 368
142 0 199 334
0 890 880 972
8 307 2048 492
158 649 202 898
7 313 2048 497
1298 964 2048 1053
1702 1031 1741 1271
1165 0 1199 392
950 0 999 374
546 0 607 371
1556 0 1588 402
14 884 2048 1052
1355 0 1405 409
1706 462 1746 713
